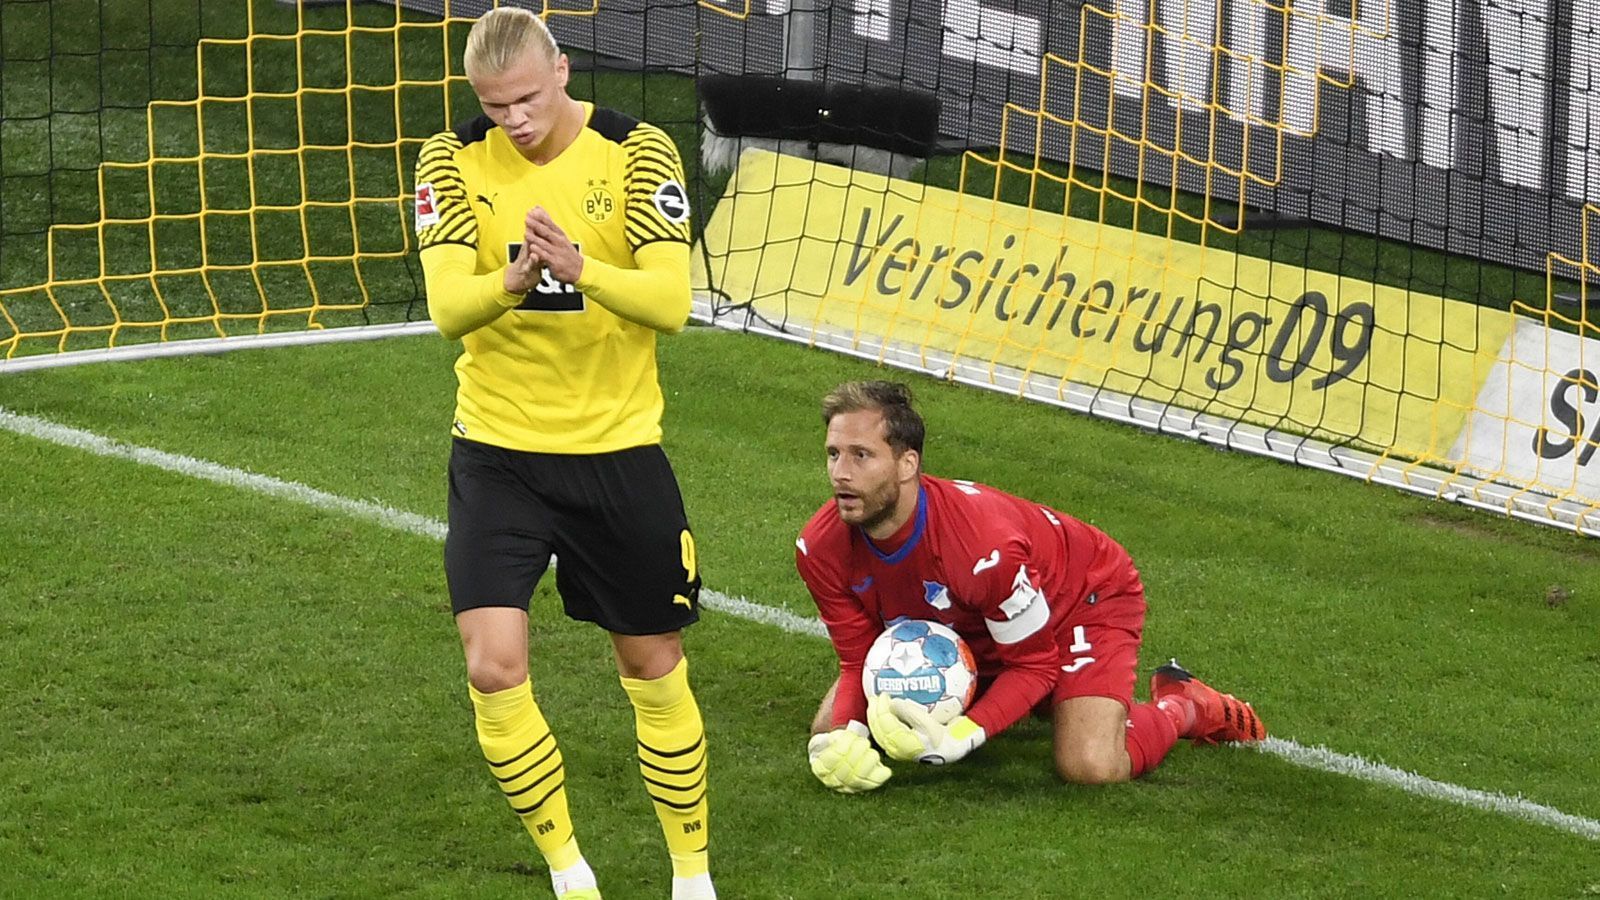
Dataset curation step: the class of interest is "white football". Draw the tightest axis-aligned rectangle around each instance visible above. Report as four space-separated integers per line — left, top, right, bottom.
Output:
862 618 977 725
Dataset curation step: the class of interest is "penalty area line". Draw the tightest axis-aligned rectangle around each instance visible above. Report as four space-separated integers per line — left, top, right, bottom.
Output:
1 405 1593 842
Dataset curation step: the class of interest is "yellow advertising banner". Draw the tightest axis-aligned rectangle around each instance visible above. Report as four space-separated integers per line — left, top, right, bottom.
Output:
695 150 1514 458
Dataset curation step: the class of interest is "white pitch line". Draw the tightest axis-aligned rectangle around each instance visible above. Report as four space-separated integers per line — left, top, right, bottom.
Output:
1254 738 1600 841
1 406 1594 842
0 407 448 542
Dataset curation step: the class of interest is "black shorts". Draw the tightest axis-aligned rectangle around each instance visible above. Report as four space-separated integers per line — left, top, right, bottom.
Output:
444 438 701 635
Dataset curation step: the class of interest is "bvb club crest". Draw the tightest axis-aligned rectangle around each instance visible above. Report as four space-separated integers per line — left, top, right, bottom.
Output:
582 183 616 224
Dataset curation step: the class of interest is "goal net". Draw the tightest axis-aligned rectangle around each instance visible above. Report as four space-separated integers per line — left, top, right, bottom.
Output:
690 0 1600 534
0 0 703 370
4 0 1598 533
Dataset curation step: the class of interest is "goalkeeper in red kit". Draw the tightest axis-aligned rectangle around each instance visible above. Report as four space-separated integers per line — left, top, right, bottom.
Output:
796 381 1266 793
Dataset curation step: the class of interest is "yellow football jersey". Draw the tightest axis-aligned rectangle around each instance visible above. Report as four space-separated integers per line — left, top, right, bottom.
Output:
414 103 692 453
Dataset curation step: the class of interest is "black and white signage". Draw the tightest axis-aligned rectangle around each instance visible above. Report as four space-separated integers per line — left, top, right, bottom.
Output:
1456 320 1600 499
820 0 1600 277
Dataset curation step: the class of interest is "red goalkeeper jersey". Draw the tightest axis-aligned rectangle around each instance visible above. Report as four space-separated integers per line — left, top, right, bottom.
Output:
796 474 1129 737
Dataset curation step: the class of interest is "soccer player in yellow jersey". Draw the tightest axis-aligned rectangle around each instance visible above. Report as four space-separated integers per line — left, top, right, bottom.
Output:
413 9 712 900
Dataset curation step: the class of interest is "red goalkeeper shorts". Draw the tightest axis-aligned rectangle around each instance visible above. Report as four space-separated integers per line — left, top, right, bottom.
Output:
1048 549 1147 710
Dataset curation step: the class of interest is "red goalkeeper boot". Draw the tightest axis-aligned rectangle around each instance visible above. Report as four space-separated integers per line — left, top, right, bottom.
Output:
1150 660 1266 745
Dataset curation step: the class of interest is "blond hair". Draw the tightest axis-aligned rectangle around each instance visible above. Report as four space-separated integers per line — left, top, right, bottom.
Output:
463 6 559 79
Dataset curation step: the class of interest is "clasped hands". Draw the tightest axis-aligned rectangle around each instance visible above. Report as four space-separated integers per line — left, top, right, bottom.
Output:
503 206 584 295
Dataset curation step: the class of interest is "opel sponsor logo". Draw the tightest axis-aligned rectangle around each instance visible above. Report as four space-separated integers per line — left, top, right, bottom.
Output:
652 180 690 224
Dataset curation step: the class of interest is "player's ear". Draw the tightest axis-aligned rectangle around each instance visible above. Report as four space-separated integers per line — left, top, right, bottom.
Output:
555 53 569 89
897 447 920 482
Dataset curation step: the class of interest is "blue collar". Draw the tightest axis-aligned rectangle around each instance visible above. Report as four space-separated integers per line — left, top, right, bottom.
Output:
864 485 926 564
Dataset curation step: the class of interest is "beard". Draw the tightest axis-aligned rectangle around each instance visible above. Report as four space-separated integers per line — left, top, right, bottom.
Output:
836 479 902 534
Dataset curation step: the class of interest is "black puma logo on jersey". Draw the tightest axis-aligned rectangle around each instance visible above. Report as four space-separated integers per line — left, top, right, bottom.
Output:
475 194 496 212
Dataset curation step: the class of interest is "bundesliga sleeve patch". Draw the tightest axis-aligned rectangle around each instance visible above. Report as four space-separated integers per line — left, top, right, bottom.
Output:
414 182 440 232
652 180 690 224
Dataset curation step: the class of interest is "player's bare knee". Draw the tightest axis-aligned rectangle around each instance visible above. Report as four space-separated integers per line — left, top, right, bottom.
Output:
1053 748 1131 785
611 631 684 681
465 653 527 694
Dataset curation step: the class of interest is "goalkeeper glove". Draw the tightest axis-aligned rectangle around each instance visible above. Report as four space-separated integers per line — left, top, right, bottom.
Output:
867 693 986 765
807 721 892 794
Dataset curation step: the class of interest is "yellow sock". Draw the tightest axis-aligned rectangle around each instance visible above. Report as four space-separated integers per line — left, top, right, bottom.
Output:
620 657 709 879
469 678 581 869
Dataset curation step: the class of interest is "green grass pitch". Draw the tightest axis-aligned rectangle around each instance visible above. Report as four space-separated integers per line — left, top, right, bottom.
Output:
2 0 1599 895
2 331 1599 897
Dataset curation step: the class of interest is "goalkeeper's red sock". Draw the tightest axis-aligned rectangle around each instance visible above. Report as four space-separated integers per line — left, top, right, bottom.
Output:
1155 690 1196 735
1124 701 1182 778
